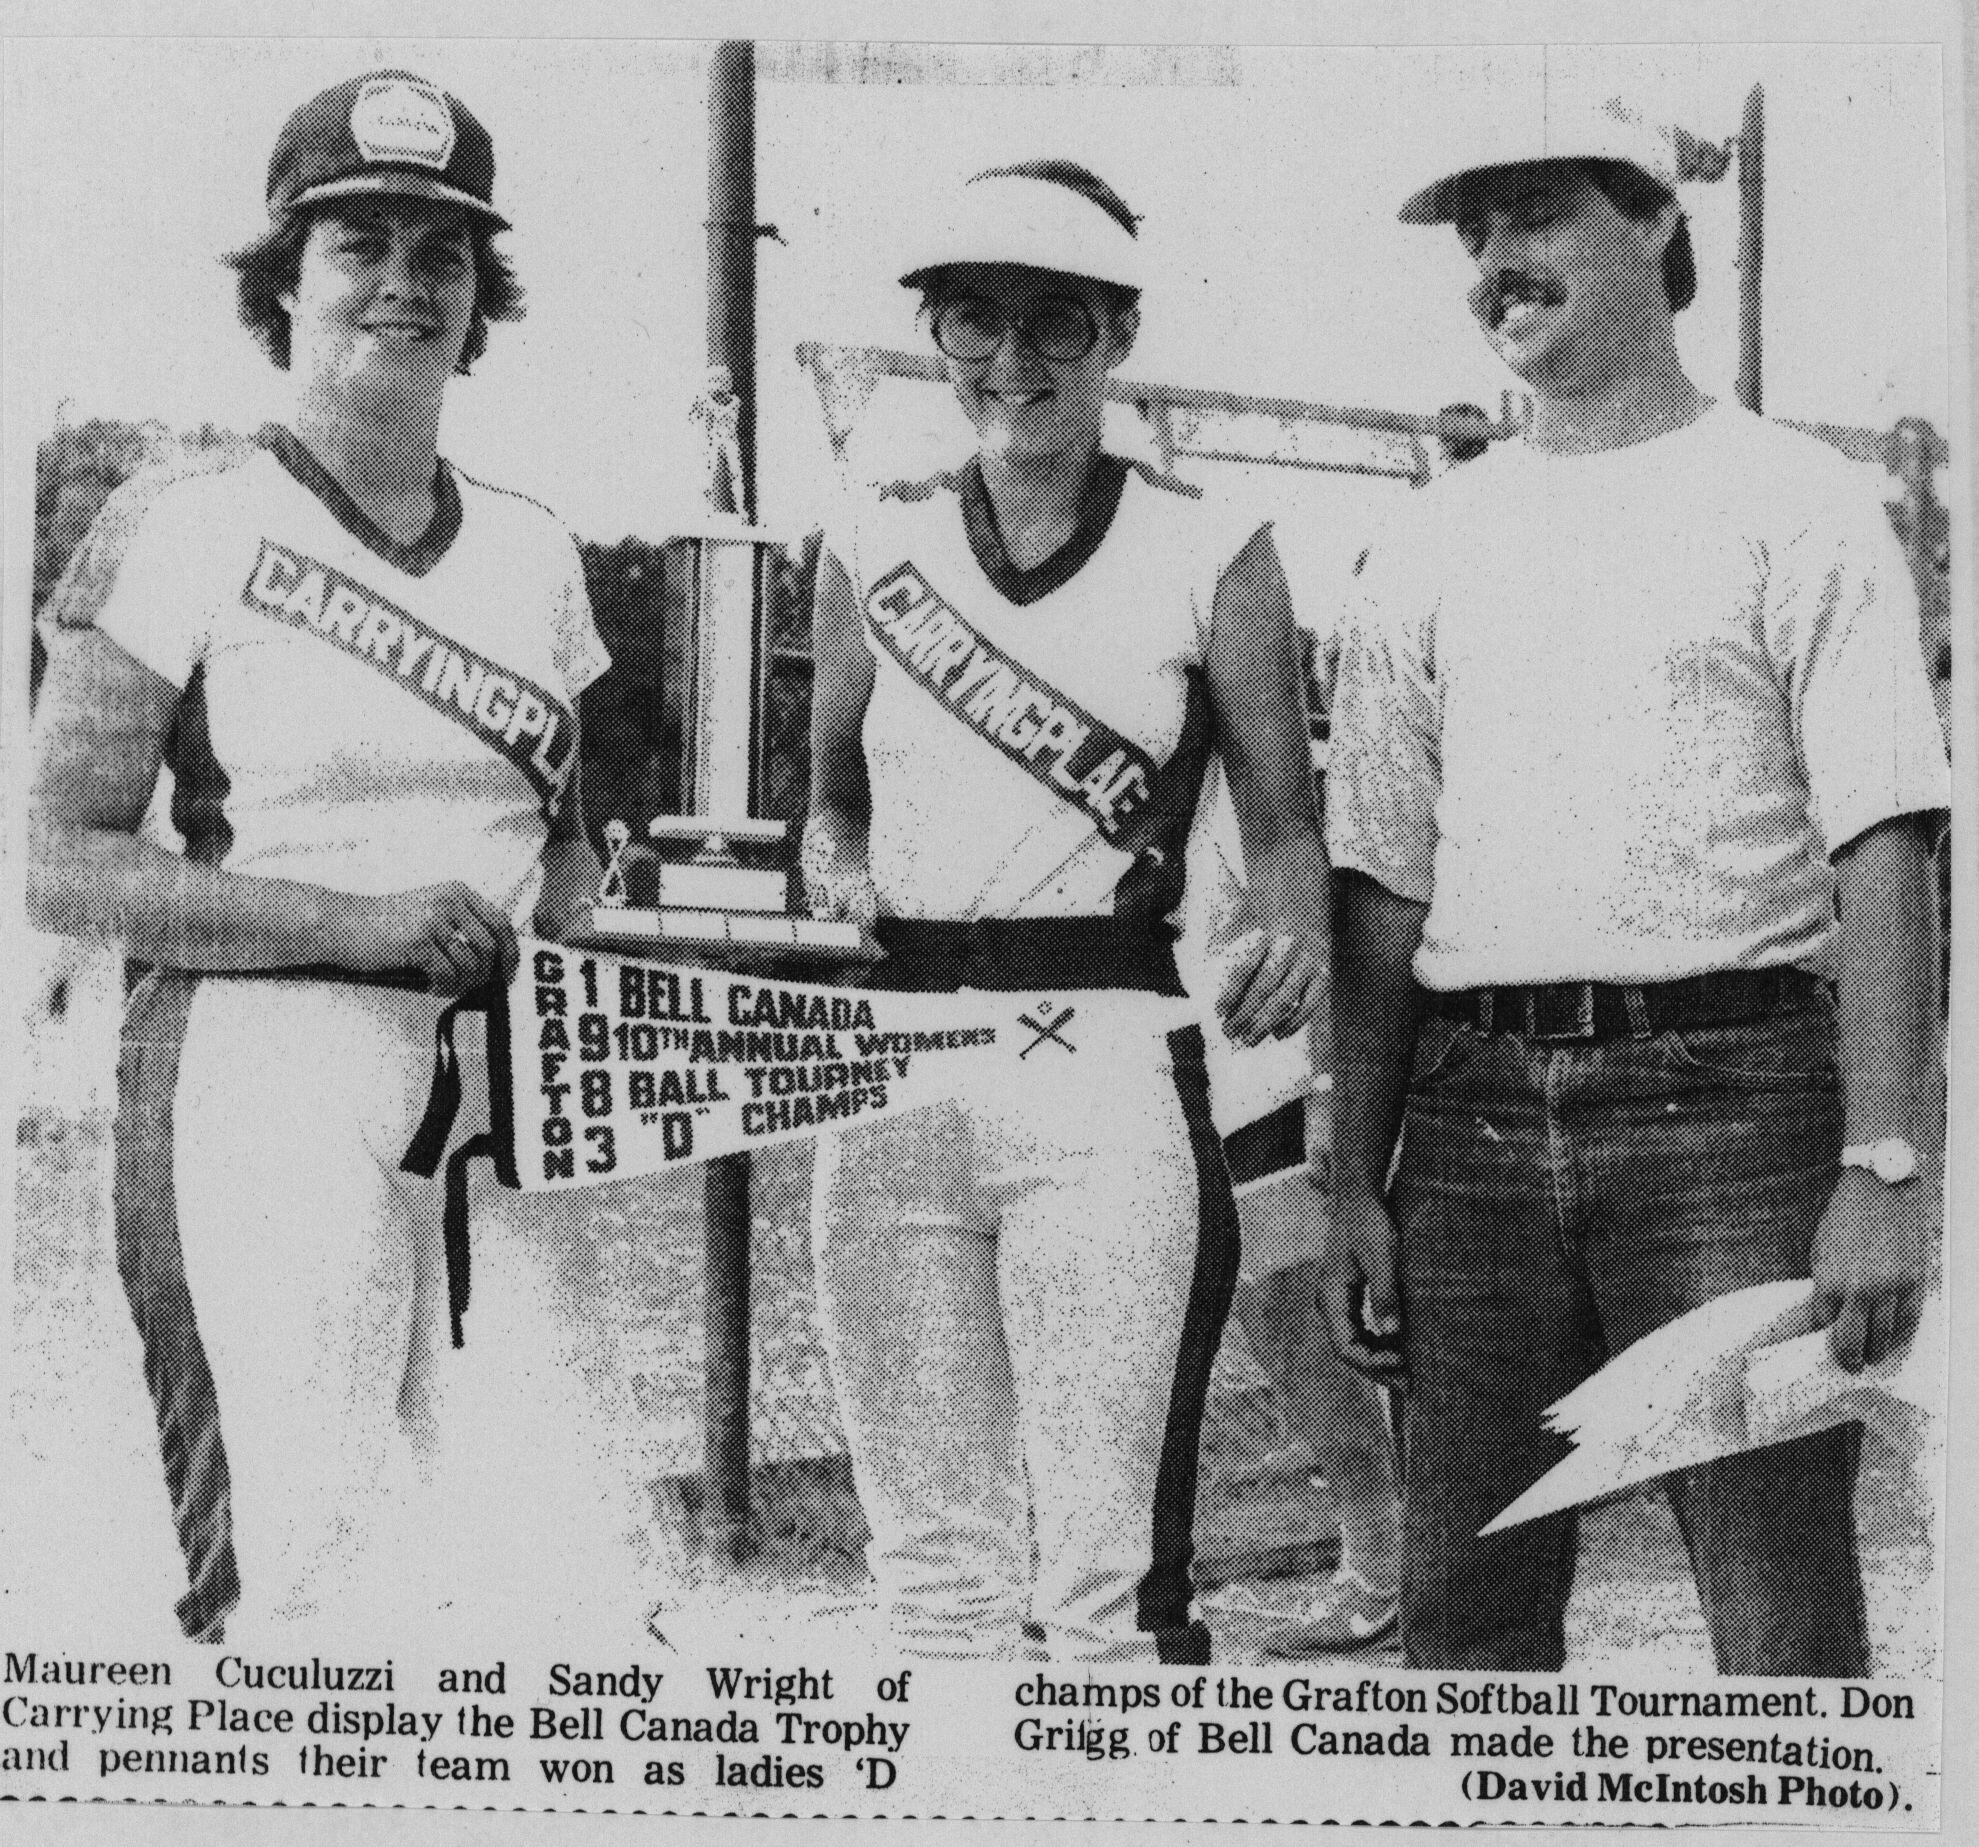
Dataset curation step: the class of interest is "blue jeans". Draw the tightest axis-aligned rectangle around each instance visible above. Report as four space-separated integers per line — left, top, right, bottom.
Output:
1393 993 1869 1675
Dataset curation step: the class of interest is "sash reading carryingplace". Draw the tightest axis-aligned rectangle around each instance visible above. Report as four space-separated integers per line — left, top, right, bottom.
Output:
239 538 579 822
862 559 1206 859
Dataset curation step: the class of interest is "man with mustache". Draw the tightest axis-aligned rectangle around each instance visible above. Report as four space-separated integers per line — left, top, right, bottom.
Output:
1320 97 1947 1672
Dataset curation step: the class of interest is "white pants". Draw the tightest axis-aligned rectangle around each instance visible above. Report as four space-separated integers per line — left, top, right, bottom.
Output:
155 978 644 1641
811 1012 1238 1662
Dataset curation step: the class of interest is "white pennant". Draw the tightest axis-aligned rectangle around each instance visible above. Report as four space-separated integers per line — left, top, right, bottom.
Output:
510 937 1197 1189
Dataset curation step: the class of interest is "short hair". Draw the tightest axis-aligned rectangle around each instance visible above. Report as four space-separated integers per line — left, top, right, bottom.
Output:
1581 159 1697 313
223 205 525 373
922 160 1143 320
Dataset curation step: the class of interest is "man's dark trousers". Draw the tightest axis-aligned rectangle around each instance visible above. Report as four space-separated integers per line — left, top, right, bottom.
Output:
1393 991 1869 1675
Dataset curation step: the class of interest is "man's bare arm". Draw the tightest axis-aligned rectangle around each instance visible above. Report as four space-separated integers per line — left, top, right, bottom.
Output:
1321 870 1429 1377
1814 812 1941 1370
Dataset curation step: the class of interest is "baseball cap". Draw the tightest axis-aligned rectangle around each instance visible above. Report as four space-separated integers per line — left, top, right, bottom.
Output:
1396 94 1728 225
900 165 1148 294
265 70 509 229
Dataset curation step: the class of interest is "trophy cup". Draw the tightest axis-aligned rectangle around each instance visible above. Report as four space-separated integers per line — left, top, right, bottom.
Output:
585 371 865 962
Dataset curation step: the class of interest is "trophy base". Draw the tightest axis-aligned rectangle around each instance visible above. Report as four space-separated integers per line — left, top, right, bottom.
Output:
585 905 868 961
653 862 789 913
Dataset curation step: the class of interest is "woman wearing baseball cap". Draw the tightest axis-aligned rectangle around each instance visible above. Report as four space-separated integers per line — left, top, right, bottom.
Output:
28 71 622 1639
804 162 1329 1660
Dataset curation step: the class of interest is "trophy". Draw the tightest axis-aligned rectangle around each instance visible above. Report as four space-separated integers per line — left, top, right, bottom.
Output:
585 380 865 962
689 365 750 525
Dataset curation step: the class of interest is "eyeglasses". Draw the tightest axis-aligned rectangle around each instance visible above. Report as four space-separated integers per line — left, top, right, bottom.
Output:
930 294 1102 364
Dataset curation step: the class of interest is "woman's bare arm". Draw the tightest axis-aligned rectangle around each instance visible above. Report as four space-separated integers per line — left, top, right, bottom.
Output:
1205 523 1331 1045
30 626 514 990
801 547 879 922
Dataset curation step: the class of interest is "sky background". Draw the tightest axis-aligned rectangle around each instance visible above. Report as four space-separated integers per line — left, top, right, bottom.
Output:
4 31 1952 603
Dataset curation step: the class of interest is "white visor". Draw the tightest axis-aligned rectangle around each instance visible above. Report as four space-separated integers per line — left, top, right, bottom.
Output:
1396 96 1721 225
900 170 1147 294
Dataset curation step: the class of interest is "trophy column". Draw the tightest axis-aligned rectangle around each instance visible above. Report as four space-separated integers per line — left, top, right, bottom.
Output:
689 513 761 821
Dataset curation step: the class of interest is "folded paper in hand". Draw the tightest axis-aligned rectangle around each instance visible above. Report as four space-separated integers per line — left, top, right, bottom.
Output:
1480 1278 1941 1536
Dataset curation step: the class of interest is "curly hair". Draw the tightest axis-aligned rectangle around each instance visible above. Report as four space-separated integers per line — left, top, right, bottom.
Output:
223 205 525 373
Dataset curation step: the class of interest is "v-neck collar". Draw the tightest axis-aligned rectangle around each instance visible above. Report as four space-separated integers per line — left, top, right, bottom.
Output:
258 424 462 578
958 452 1131 607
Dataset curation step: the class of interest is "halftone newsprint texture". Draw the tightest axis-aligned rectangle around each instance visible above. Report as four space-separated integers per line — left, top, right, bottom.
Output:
1 2 1968 1838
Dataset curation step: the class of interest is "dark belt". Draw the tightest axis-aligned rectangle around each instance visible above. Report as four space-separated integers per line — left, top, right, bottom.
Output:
870 916 1185 995
1431 967 1826 1042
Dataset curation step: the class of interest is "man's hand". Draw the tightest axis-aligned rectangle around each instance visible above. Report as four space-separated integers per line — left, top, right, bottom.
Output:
1811 1167 1933 1371
1319 1191 1405 1381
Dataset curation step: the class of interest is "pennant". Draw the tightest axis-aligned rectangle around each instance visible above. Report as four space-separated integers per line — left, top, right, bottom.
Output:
404 938 1196 1342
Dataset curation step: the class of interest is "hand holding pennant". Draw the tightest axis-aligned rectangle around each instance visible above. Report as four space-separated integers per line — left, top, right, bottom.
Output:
1479 1278 1941 1537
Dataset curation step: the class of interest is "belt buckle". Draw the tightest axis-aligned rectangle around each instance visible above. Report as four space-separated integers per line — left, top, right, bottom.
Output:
1526 983 1597 1041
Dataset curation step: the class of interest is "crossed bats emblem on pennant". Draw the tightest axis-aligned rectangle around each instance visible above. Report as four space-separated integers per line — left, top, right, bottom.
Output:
1017 1001 1077 1057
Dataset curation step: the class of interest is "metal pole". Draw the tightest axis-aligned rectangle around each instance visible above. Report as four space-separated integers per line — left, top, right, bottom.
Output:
701 1139 754 1566
702 36 758 1569
1735 84 1765 414
707 39 758 502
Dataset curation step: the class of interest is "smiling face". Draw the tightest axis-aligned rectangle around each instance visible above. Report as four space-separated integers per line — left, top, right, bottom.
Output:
926 263 1137 465
281 199 478 416
1453 163 1676 395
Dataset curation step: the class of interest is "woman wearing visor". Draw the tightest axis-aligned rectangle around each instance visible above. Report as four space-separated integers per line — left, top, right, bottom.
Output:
804 162 1328 1661
29 72 615 1639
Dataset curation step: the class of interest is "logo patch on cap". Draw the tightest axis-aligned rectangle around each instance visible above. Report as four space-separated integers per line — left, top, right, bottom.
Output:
350 75 456 170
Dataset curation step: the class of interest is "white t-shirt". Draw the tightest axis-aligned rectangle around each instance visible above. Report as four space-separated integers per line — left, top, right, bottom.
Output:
71 429 609 925
1326 405 1948 989
833 457 1264 922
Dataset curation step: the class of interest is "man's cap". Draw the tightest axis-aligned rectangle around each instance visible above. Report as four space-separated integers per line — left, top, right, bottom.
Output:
265 70 508 229
900 166 1148 294
1397 94 1728 225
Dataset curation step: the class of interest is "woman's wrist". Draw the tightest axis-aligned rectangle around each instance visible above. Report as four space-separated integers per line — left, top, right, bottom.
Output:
303 885 366 969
